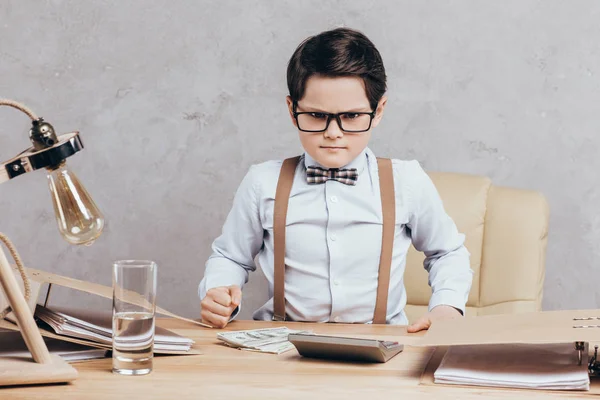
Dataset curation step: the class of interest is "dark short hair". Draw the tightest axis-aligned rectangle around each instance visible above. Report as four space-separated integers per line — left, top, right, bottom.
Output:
287 27 387 111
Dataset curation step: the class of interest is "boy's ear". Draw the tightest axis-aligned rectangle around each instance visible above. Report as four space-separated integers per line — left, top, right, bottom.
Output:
371 96 388 129
286 96 298 128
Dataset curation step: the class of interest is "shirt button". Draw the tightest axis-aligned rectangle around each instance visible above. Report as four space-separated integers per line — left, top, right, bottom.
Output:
330 234 337 241
333 279 340 286
334 316 341 323
330 196 338 203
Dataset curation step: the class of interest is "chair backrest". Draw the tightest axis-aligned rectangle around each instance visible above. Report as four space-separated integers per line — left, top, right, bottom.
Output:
403 171 550 323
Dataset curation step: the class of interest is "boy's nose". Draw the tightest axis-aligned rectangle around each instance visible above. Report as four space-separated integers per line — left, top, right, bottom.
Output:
324 118 344 139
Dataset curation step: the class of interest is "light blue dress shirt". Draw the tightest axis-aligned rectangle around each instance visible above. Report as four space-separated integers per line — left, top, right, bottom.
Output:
199 147 473 325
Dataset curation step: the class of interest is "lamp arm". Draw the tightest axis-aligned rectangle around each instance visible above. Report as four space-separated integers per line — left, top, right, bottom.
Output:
0 99 36 307
0 100 37 321
0 233 52 363
0 99 38 121
0 233 31 319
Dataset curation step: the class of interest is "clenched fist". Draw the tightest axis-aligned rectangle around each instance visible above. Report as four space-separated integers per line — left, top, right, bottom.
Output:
200 285 242 328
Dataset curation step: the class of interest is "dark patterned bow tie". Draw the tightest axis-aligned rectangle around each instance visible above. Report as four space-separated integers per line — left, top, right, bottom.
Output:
306 166 358 185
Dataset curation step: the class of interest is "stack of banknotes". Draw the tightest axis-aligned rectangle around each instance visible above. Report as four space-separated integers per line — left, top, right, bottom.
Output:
217 327 312 354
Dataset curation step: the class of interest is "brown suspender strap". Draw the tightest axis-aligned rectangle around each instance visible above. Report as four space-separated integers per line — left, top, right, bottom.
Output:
373 158 395 324
272 156 395 324
273 156 301 321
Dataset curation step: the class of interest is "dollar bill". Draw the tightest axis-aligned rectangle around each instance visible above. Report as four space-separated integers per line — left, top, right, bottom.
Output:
217 327 311 354
240 341 297 354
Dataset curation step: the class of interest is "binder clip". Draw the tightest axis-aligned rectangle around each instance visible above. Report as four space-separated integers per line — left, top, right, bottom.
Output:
577 341 600 376
572 316 600 376
574 341 600 376
588 344 600 377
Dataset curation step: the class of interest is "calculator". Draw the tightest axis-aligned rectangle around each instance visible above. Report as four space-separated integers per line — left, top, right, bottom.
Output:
287 333 404 363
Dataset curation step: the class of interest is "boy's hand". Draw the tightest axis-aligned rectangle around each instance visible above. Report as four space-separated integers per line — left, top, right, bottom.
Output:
200 285 242 328
406 305 462 333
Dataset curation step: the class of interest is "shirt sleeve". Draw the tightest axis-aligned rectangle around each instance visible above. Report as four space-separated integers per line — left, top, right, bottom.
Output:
404 161 474 315
198 165 264 318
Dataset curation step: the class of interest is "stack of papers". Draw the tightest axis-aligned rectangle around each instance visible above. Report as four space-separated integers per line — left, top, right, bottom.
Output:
34 305 194 353
434 343 590 391
217 327 312 354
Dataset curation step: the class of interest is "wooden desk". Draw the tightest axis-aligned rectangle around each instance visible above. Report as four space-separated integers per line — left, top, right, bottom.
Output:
1 319 595 399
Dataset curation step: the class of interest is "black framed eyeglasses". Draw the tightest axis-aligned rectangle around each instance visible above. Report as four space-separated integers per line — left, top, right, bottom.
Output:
292 103 376 133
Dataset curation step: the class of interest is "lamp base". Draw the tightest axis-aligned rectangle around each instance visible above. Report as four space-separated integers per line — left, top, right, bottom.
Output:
0 354 77 387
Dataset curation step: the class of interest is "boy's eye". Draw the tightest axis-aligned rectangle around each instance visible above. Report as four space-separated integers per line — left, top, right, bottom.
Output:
309 112 328 119
342 113 360 120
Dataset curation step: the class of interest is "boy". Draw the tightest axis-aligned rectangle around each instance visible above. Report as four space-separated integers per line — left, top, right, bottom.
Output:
199 27 473 332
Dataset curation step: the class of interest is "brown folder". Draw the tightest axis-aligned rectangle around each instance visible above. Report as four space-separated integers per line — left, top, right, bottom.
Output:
417 309 600 347
416 310 600 392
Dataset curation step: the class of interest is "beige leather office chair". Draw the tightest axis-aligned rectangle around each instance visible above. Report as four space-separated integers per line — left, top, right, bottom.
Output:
403 172 550 323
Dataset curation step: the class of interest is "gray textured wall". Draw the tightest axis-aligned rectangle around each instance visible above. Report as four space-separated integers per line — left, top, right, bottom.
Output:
1 1 599 320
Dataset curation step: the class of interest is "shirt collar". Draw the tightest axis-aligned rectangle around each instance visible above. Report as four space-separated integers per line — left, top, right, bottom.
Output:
303 148 371 175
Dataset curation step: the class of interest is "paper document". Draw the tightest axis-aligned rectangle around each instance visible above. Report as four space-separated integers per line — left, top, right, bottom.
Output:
217 327 312 354
434 343 590 391
34 305 195 353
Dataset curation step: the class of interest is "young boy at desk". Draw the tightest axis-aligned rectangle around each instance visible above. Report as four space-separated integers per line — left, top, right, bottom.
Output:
199 27 473 332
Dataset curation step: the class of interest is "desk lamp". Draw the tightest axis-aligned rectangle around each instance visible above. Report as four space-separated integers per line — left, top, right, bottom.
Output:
0 98 104 386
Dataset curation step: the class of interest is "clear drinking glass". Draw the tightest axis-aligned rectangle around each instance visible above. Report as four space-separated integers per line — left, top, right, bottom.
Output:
112 260 157 375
